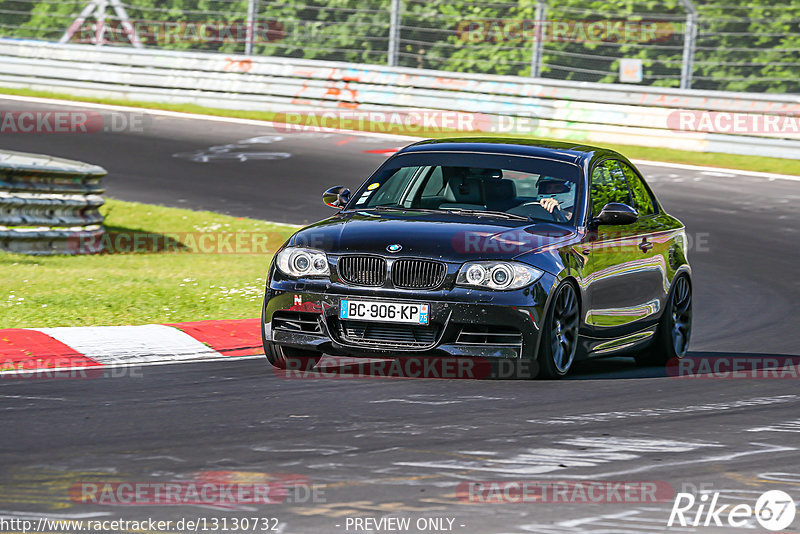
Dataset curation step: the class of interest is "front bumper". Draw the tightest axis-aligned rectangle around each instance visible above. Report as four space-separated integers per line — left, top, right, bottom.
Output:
262 278 551 360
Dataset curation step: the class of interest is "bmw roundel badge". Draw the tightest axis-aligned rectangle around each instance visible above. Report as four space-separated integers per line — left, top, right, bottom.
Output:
387 244 403 253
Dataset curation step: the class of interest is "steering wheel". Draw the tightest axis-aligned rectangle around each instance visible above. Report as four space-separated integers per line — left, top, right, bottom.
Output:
509 201 568 223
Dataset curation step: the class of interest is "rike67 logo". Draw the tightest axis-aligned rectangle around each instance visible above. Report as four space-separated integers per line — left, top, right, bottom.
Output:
668 490 796 531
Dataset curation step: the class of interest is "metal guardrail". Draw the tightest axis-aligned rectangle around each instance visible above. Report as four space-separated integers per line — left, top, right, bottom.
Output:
4 0 799 93
0 39 798 160
0 149 106 255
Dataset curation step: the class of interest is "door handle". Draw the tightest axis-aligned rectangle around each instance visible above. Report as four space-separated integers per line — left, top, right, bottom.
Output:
639 238 653 252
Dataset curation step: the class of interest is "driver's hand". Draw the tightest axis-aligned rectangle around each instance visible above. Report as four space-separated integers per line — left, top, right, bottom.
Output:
539 198 560 213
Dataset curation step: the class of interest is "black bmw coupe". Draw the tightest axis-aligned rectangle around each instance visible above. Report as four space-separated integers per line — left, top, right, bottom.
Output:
261 138 692 378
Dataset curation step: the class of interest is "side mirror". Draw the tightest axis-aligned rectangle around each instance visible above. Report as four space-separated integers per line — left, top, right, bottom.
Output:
593 202 638 226
323 186 351 209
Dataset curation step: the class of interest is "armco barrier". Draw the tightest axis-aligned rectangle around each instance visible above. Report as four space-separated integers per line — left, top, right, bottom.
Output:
0 39 798 159
0 150 106 255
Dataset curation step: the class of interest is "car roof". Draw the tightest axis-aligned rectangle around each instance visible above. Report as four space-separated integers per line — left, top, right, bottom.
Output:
397 137 623 166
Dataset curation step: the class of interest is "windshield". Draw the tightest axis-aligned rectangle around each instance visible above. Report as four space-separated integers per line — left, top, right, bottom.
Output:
348 154 582 225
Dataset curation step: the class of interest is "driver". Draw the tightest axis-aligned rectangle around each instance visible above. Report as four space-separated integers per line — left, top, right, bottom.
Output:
539 197 561 213
536 178 573 216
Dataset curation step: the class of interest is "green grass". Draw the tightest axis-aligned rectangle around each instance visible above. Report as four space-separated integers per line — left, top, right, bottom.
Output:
0 199 297 328
2 86 798 177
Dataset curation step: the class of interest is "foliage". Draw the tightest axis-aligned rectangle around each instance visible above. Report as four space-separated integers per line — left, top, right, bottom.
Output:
0 0 797 91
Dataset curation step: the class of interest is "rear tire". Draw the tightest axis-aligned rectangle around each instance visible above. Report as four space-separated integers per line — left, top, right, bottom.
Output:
264 341 321 370
537 281 580 379
635 274 692 367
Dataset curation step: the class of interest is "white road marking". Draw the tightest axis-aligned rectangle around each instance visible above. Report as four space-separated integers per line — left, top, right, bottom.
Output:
0 94 418 142
747 419 800 433
560 511 645 528
371 398 462 405
632 158 800 182
699 171 736 177
0 395 65 401
251 445 359 456
133 455 187 463
758 472 800 483
173 136 293 162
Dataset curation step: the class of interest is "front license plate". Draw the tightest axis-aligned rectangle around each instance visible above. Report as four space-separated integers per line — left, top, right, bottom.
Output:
339 299 429 325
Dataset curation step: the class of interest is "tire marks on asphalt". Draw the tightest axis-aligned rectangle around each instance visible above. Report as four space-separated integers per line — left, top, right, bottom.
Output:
526 395 799 426
395 437 722 476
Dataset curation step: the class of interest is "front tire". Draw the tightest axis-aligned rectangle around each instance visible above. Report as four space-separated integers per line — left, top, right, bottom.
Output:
264 341 321 370
261 298 321 371
635 274 692 366
537 281 580 379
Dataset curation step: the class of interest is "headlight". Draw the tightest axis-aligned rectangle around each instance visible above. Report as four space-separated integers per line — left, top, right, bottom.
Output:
275 247 330 278
456 261 542 290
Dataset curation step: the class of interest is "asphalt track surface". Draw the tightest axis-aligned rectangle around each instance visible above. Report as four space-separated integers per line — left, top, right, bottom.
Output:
2 98 800 534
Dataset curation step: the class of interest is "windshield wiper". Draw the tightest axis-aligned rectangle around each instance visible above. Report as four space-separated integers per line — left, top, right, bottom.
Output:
443 209 532 221
370 206 531 221
372 206 446 214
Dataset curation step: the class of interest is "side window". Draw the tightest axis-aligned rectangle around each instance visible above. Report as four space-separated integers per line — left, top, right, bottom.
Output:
590 160 632 217
618 162 656 216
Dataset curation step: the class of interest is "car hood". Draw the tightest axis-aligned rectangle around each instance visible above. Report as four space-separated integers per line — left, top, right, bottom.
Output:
289 210 578 266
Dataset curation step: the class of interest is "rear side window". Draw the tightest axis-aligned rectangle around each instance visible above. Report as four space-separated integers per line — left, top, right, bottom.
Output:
590 160 632 217
618 161 656 216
